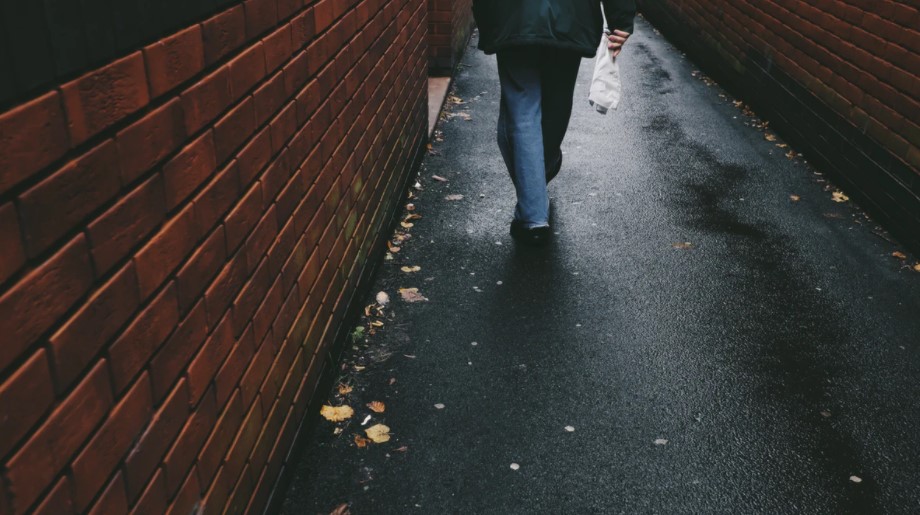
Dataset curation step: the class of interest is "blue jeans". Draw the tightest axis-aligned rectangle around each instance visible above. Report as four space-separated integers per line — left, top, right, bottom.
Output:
497 47 582 228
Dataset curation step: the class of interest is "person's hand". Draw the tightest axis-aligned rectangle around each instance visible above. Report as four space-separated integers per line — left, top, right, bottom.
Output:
607 30 631 58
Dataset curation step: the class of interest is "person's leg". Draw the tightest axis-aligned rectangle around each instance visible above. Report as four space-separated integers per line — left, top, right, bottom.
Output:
540 49 583 184
496 48 550 228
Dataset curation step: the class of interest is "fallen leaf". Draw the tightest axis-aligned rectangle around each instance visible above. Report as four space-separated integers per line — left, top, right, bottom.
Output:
776 143 788 148
565 426 575 432
337 384 353 395
394 446 409 452
387 241 401 253
400 221 414 229
401 265 422 273
321 405 354 422
405 203 416 211
654 438 669 446
333 427 343 435
354 435 370 448
364 304 375 317
914 263 920 273
404 213 422 221
432 175 448 182
365 424 391 443
820 410 832 418
785 150 798 159
370 320 384 328
892 251 907 260
672 242 693 250
399 287 428 302
388 377 397 385
445 194 464 201
367 401 386 413
789 194 801 202
850 475 863 484
375 291 390 306
353 365 365 371
510 463 520 471
434 403 445 410
764 133 777 142
330 503 350 515
832 191 849 203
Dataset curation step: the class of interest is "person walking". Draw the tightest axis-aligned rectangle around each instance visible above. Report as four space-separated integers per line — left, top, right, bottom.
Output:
473 1 636 245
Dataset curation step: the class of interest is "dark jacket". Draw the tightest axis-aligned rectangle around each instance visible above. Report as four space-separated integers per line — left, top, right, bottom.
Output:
473 0 637 57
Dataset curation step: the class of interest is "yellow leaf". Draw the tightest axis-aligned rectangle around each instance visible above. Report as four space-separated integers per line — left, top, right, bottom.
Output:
831 191 849 203
892 251 907 260
370 320 384 327
365 424 391 443
789 194 801 202
404 213 422 221
401 265 421 273
367 401 386 413
354 435 370 448
400 221 414 229
387 241 401 253
399 288 428 302
764 133 777 142
913 263 920 273
320 405 354 422
337 384 353 395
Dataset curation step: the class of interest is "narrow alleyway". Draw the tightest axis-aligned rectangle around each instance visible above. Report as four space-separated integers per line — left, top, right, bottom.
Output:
281 18 920 514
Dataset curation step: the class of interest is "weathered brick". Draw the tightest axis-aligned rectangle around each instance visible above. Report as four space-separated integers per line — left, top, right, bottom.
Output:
116 98 186 184
108 283 180 392
0 202 26 284
33 477 74 515
49 262 140 390
144 25 206 97
0 235 93 373
0 350 54 459
228 43 267 98
225 182 264 252
181 66 233 135
186 311 236 406
197 390 243 488
71 374 153 511
0 91 70 195
204 249 249 328
123 380 190 502
133 204 200 300
176 227 228 313
130 470 167 515
162 131 219 210
202 6 247 65
87 174 167 275
213 96 257 164
165 466 201 515
149 300 209 401
5 361 113 513
162 388 217 495
87 473 128 515
19 139 120 256
236 127 273 186
244 0 279 39
61 52 150 145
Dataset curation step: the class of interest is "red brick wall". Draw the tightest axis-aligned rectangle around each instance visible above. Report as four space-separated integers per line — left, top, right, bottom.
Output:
638 1 920 252
0 0 428 513
428 0 474 74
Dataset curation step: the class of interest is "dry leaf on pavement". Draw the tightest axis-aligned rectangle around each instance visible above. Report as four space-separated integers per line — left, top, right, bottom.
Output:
365 424 391 443
401 266 422 273
337 384 353 395
654 438 669 445
401 221 414 229
375 291 390 306
370 320 384 328
354 435 370 448
892 251 907 260
330 503 350 515
387 241 401 253
445 194 464 201
321 405 354 422
432 175 448 182
367 401 386 413
789 194 801 202
672 242 693 250
831 191 849 203
399 288 428 302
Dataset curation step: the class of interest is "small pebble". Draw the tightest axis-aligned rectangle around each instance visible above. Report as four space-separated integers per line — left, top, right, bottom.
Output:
510 463 520 471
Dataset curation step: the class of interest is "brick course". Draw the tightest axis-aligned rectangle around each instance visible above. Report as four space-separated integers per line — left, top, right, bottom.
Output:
639 0 920 253
428 0 475 74
0 0 429 513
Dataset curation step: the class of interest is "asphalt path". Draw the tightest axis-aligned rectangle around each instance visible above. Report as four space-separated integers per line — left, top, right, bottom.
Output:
281 17 920 514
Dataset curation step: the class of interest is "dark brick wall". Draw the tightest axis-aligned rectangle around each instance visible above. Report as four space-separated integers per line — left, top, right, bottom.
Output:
428 0 474 74
0 0 428 513
638 0 920 253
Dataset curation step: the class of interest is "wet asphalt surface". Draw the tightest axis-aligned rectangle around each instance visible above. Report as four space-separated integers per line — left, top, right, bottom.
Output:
281 18 920 515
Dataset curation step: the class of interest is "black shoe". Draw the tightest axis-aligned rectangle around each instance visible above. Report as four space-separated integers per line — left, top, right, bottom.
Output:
510 221 551 246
